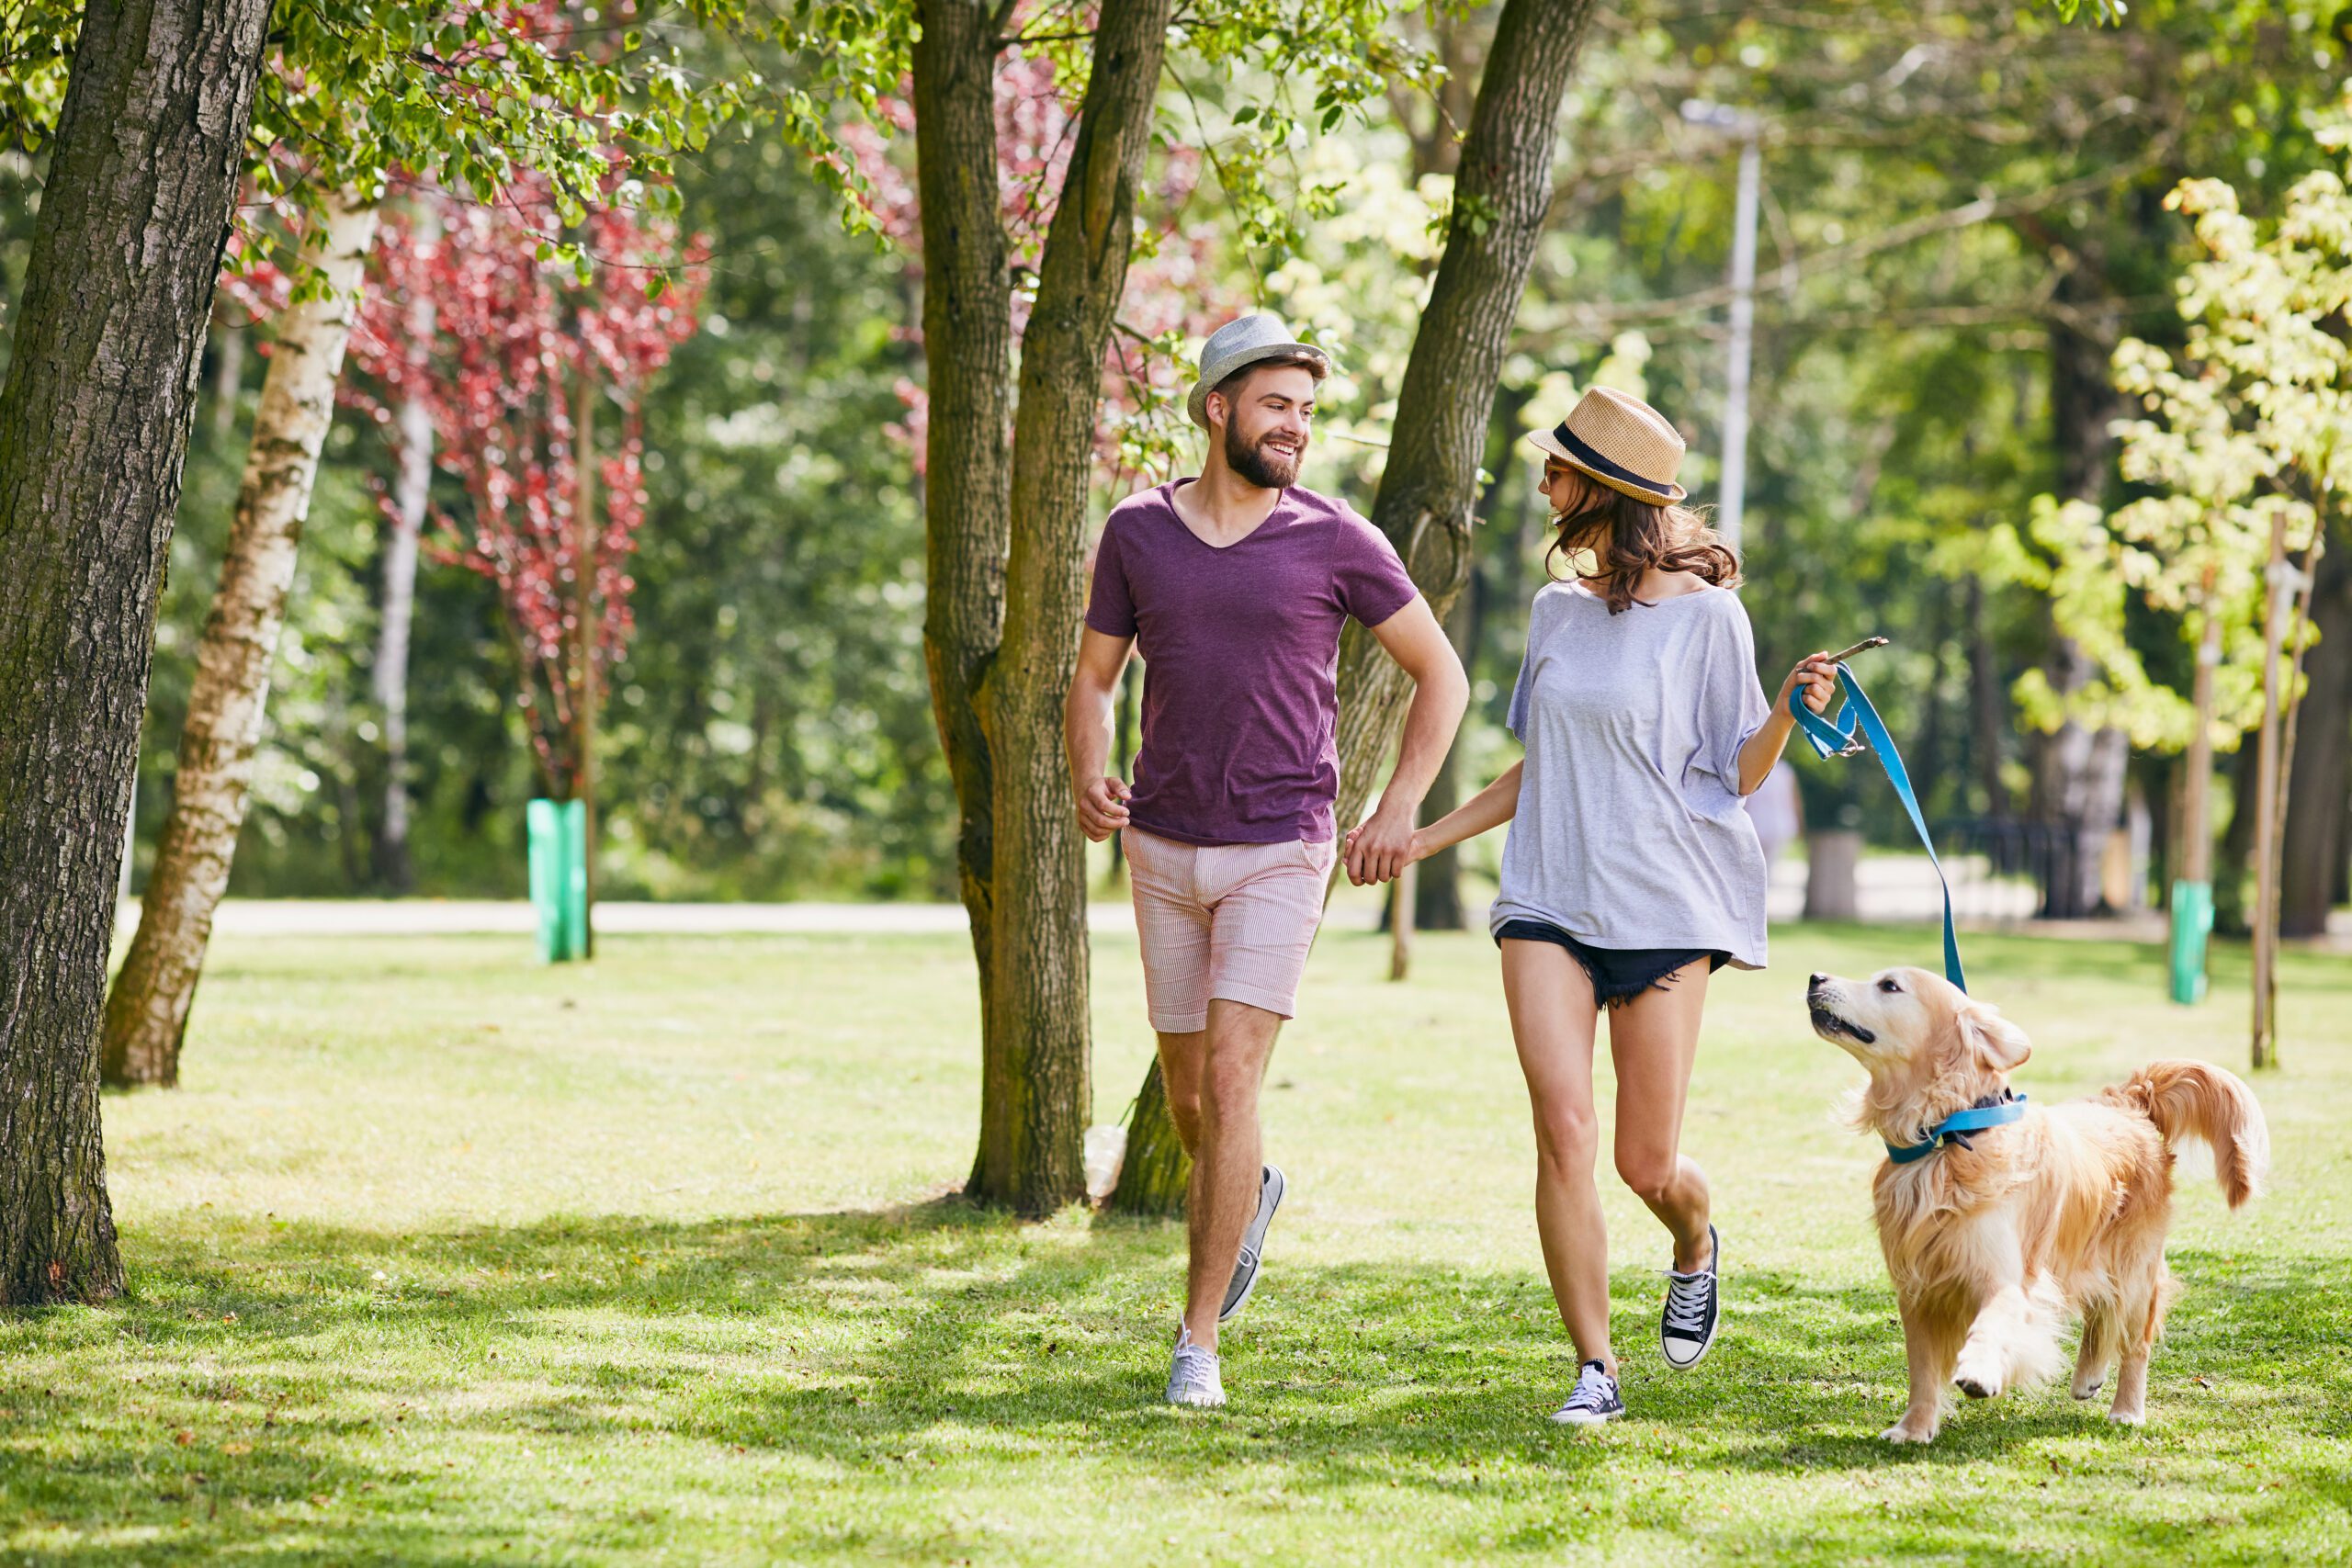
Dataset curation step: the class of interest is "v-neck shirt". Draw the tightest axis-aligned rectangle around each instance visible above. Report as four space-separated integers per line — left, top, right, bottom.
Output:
1085 480 1418 846
1488 580 1773 968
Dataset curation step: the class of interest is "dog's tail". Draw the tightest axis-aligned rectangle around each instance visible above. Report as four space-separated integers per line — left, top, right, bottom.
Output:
2122 1060 2270 1210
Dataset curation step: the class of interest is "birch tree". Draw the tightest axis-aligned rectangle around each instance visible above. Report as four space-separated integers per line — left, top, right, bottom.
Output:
96 2 758 1086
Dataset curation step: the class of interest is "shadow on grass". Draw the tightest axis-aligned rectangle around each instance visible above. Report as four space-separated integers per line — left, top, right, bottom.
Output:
3 1200 2343 1562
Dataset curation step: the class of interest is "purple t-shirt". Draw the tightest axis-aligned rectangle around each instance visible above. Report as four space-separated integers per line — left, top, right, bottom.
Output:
1085 480 1418 847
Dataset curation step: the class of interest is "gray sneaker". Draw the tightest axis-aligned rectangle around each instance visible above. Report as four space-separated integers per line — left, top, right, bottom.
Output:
1165 1324 1225 1407
1218 1164 1285 1322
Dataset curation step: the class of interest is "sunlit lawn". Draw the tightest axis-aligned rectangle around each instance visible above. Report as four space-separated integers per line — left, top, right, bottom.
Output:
3 914 2347 1563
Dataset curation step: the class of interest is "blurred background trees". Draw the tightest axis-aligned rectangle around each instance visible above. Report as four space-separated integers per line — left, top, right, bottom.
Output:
4 0 2344 940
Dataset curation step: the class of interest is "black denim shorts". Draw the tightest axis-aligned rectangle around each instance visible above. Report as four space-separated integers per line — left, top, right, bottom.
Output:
1494 919 1729 1010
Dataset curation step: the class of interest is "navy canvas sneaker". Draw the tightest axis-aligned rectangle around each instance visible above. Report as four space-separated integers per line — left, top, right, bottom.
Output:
1661 1224 1722 1370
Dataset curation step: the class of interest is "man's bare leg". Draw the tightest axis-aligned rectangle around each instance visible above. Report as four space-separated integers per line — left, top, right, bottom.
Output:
1155 1028 1206 1158
1181 998 1283 1352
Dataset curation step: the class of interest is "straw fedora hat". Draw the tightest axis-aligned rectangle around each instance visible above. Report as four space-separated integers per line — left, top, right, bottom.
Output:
1186 314 1337 432
1525 386 1688 505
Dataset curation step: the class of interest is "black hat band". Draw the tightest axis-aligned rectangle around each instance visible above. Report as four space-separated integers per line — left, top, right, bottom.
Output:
1553 421 1673 495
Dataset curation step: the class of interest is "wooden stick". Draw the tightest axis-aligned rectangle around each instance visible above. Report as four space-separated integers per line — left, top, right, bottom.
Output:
1826 636 1890 664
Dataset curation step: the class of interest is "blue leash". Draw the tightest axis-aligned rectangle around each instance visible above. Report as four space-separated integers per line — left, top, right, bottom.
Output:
1785 663 1967 994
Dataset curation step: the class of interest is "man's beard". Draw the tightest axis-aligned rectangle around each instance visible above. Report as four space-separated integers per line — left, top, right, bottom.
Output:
1225 422 1301 490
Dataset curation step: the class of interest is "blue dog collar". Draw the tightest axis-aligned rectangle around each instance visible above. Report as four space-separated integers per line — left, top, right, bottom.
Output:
1885 1092 2028 1165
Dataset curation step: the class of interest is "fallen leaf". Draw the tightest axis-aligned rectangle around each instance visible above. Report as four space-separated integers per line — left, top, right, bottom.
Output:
174 1430 194 1446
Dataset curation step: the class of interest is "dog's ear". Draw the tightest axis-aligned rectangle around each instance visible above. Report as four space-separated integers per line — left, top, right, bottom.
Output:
1957 1002 2031 1073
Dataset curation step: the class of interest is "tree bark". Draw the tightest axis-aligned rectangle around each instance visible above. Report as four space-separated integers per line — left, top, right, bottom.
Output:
2212 739 2260 937
2030 271 2130 919
975 0 1173 1216
572 371 601 959
1329 0 1596 840
1413 567 1477 931
99 193 379 1089
374 208 439 894
1104 1057 1189 1218
1967 581 2011 817
0 0 271 1300
1114 0 1595 1220
910 1 1013 1190
2282 536 2352 938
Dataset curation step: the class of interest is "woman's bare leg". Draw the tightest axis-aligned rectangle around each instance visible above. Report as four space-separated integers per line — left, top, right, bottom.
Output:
1500 940 1612 1372
1605 964 1713 1272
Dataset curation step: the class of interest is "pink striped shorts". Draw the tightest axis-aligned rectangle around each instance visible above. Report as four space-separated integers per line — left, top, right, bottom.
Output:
1121 826 1335 1032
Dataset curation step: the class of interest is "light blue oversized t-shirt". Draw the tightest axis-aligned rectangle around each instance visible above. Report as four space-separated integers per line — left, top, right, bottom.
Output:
1487 581 1772 969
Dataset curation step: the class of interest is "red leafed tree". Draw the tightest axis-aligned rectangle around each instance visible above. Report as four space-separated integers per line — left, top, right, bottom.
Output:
841 51 1232 487
348 182 707 802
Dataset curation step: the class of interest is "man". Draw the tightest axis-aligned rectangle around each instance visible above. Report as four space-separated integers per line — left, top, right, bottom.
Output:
1066 315 1468 1408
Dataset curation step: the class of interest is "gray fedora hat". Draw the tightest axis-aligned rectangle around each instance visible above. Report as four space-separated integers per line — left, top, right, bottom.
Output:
1186 314 1337 431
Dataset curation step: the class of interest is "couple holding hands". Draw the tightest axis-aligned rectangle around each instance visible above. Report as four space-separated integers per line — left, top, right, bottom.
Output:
1065 315 1838 1423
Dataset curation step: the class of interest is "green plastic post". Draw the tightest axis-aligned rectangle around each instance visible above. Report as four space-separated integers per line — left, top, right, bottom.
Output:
2167 878 2212 1005
559 799 588 961
527 798 588 963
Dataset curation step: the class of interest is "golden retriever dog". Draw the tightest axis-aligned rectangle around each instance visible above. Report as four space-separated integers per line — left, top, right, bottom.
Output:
1805 965 2267 1444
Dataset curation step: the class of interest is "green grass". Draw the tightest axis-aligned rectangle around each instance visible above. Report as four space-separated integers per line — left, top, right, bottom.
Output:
4 919 2349 1563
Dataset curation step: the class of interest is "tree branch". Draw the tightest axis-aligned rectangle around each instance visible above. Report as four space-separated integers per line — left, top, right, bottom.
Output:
1550 148 2169 331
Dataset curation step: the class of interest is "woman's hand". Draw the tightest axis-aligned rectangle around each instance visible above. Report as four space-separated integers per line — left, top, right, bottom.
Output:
1777 652 1838 716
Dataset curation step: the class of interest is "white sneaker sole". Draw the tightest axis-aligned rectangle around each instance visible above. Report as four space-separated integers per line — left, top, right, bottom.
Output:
1548 1406 1622 1425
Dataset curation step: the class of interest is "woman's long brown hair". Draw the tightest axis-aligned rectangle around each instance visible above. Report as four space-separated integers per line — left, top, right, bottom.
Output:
1544 469 1740 613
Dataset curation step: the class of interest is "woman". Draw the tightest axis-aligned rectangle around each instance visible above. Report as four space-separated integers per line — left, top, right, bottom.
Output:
1357 386 1833 1425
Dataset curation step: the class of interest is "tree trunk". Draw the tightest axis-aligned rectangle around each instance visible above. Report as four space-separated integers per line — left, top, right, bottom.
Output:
1106 659 1137 884
1967 581 2011 817
2030 273 2129 919
2249 510 2290 1068
1389 861 1418 979
211 319 246 440
572 371 601 959
2282 536 2352 938
99 193 379 1089
2212 739 2260 937
1413 579 1476 931
0 0 271 1301
1114 0 1595 1220
1803 829 1862 921
976 0 1173 1216
910 0 1013 1192
374 208 438 894
374 389 430 890
1105 1057 1189 1218
1329 0 1596 839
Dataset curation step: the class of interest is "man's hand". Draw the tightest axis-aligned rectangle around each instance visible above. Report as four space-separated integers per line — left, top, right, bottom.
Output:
1342 802 1418 886
1076 776 1132 841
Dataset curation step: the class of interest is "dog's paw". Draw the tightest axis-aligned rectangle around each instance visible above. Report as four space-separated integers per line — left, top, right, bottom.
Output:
2107 1406 2145 1427
1881 1420 1937 1444
1953 1374 1996 1401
